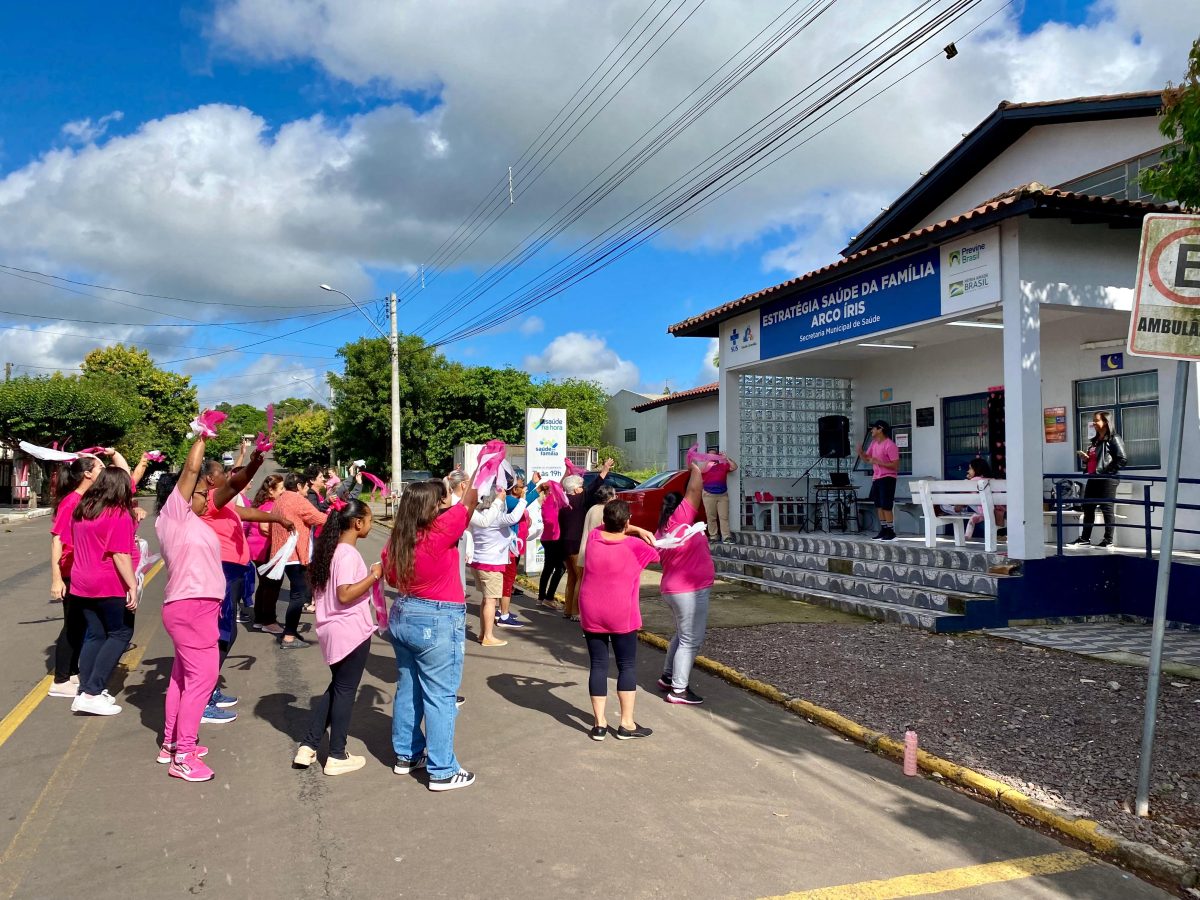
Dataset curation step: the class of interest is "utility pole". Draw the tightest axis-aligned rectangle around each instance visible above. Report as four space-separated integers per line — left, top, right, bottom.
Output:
4 362 11 381
389 292 403 495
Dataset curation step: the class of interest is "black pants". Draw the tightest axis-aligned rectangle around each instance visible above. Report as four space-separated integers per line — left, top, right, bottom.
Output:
283 565 310 638
584 630 638 696
539 539 567 602
53 589 87 682
302 637 371 758
77 596 134 696
254 563 280 627
1081 477 1118 541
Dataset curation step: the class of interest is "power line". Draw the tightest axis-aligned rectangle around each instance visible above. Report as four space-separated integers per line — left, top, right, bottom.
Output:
0 263 347 310
0 322 339 360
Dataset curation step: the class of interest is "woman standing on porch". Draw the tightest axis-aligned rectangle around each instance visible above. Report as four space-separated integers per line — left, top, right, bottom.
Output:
1072 412 1127 548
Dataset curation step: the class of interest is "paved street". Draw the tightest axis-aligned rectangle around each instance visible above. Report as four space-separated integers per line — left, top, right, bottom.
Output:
0 513 1170 899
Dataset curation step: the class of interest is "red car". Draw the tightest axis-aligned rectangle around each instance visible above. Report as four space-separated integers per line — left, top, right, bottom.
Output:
615 470 707 533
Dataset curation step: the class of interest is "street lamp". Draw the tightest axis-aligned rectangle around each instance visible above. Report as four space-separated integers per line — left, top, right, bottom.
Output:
319 284 402 495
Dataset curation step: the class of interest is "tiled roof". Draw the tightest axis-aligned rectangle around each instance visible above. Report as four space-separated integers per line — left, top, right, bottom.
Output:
667 185 1174 338
632 382 719 412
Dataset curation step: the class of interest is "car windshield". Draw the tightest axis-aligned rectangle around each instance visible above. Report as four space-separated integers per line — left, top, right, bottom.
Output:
634 471 677 490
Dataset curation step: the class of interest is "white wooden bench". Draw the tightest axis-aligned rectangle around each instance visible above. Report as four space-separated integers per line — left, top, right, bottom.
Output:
910 479 1007 552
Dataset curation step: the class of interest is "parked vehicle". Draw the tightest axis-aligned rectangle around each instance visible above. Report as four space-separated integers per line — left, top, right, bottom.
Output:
615 470 706 533
583 470 640 493
221 451 235 467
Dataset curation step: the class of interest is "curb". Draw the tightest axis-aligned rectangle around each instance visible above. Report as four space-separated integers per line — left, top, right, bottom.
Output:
0 508 51 526
634 629 1198 890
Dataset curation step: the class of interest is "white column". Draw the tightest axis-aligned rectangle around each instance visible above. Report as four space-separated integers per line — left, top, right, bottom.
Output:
719 361 742 532
1000 220 1045 561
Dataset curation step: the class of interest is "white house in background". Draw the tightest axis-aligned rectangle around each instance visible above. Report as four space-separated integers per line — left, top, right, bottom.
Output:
666 90 1200 628
602 389 665 470
632 382 720 470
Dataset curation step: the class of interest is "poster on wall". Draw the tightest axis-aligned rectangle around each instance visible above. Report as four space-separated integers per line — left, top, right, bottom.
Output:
524 407 567 574
1043 406 1067 443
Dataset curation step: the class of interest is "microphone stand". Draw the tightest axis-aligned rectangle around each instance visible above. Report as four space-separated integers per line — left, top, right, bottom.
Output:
792 453 830 533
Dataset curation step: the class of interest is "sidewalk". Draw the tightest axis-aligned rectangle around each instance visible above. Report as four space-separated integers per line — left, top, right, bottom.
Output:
0 506 50 526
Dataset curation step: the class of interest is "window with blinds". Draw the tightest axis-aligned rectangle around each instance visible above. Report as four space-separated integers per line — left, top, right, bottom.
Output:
1074 370 1160 469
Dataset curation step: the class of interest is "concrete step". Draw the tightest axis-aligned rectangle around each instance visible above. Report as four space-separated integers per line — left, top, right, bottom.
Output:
715 542 1004 597
717 571 971 633
713 558 997 617
728 531 1010 572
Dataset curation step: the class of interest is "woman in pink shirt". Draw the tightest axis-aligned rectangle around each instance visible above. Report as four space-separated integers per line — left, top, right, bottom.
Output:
69 466 140 717
47 455 102 698
152 434 227 782
293 499 382 776
383 476 479 791
655 462 714 706
578 500 658 741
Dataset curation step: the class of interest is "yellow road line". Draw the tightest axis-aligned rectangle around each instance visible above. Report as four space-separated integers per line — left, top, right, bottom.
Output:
0 560 164 899
0 559 163 752
762 850 1094 899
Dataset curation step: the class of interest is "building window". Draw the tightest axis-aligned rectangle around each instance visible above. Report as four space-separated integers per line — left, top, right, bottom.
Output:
1058 146 1172 204
864 402 912 475
677 433 697 469
737 375 853 478
1075 371 1160 469
705 431 720 453
624 427 637 443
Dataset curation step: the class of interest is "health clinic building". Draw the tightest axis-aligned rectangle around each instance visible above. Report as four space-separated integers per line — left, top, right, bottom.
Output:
668 91 1198 624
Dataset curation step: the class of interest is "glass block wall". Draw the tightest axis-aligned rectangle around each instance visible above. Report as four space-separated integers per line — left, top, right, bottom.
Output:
738 374 854 477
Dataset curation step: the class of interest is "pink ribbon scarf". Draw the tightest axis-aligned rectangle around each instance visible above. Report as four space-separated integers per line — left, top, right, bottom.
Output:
474 440 515 495
188 409 227 439
371 580 389 635
361 471 389 497
685 444 725 472
143 450 166 463
254 432 274 453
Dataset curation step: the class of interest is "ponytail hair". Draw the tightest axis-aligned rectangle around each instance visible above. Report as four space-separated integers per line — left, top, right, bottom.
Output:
658 492 684 531
55 456 99 513
308 498 371 594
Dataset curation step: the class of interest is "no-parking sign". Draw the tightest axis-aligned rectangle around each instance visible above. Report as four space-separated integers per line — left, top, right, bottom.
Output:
1128 213 1200 360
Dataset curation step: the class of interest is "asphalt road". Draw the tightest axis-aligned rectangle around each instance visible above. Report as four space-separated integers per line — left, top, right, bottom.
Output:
0 509 1171 899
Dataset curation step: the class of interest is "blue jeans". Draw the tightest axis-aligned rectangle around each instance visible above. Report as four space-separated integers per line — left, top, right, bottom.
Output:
388 596 466 779
77 595 134 696
662 587 711 691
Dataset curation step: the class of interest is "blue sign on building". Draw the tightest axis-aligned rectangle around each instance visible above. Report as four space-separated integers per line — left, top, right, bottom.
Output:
1101 352 1124 372
759 247 941 360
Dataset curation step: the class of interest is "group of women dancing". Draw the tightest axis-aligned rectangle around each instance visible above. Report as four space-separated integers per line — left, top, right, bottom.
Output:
45 423 723 789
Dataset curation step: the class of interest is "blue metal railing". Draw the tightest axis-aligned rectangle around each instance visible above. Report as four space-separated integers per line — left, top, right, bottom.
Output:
1043 473 1200 558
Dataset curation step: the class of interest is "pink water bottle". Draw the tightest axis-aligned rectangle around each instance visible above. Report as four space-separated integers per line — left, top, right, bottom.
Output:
903 729 919 777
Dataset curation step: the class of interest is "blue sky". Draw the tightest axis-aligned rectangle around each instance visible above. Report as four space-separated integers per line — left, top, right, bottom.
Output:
0 0 1180 406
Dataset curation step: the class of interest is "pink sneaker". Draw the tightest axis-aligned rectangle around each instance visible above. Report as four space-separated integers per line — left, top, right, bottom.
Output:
157 744 209 764
168 751 215 782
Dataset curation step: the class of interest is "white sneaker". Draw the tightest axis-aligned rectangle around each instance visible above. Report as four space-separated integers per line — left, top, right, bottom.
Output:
428 769 475 792
48 680 77 698
73 693 122 716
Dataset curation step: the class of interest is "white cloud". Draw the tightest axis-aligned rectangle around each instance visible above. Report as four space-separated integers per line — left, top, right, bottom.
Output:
194 354 326 408
0 0 1195 372
699 338 719 385
60 111 124 145
523 331 639 392
518 315 544 336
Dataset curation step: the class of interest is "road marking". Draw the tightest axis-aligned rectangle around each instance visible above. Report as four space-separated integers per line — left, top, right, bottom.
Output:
762 850 1095 899
0 560 163 898
0 559 163 752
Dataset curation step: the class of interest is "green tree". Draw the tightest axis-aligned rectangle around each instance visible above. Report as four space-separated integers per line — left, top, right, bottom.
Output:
273 408 332 469
0 375 139 448
1141 39 1200 207
274 396 322 420
535 378 609 448
423 365 538 473
80 344 198 460
328 335 447 476
208 403 268 457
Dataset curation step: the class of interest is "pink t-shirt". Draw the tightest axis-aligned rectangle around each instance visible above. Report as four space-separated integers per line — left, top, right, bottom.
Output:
656 498 714 594
245 499 273 561
51 491 83 578
386 504 471 604
155 488 224 603
316 543 375 664
578 531 659 634
701 461 731 494
870 438 900 479
70 507 137 598
202 494 250 565
541 492 561 541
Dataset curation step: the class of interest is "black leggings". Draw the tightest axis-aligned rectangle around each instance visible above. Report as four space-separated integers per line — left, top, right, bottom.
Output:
1081 478 1118 541
539 539 567 602
283 565 310 637
53 590 87 681
302 636 371 757
585 630 638 696
254 564 279 627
